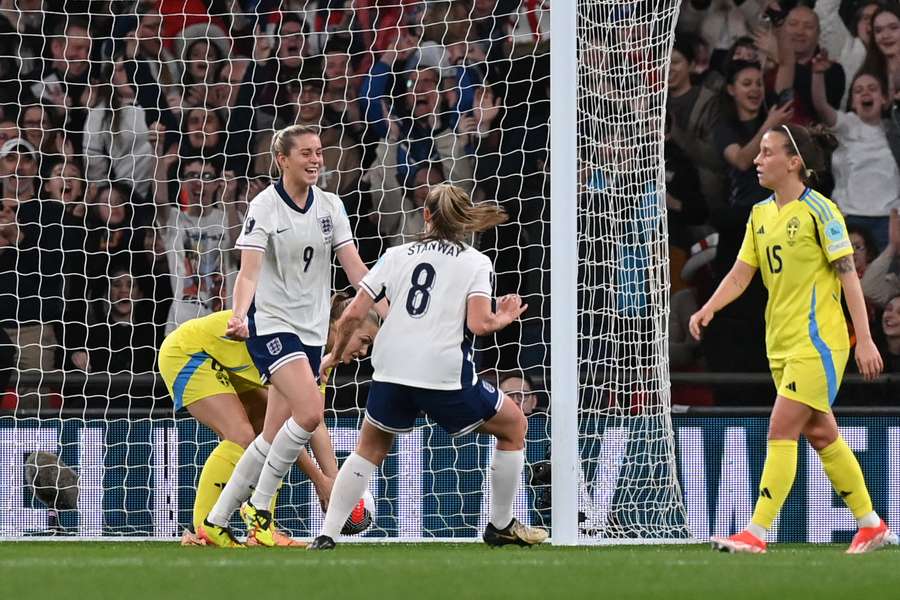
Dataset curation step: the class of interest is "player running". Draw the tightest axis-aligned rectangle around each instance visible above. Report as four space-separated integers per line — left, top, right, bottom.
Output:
690 124 893 554
199 125 377 547
307 184 548 550
158 295 380 547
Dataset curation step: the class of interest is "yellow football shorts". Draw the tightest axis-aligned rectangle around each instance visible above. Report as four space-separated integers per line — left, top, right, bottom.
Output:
769 349 850 413
158 335 263 411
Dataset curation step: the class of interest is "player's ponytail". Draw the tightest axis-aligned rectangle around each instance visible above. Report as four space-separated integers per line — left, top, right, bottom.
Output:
423 184 507 244
773 123 836 187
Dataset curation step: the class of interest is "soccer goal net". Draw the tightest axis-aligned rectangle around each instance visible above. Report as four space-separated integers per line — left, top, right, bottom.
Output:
0 0 687 542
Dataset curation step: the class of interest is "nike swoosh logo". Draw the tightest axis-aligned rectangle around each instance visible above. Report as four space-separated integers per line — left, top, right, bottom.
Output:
276 227 290 234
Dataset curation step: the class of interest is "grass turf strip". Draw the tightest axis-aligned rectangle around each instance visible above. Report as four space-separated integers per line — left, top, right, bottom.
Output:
0 543 897 600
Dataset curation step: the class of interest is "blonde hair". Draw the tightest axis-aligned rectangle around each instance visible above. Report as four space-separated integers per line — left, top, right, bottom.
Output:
423 184 507 244
271 124 320 174
329 292 380 326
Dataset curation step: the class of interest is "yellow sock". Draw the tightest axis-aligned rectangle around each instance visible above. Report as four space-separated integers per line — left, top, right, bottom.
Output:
194 440 245 532
750 440 798 530
817 436 874 519
267 480 283 516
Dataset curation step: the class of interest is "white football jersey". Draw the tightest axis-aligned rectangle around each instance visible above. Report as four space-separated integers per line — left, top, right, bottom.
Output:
361 239 493 390
235 181 353 346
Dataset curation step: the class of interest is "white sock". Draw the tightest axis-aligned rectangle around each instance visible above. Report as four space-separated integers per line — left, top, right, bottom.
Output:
207 435 271 527
488 448 525 529
249 418 313 510
746 522 768 540
858 511 881 529
320 452 378 539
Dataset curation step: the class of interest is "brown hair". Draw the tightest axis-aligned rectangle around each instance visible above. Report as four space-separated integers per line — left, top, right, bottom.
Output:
422 184 507 245
271 124 320 174
770 123 833 186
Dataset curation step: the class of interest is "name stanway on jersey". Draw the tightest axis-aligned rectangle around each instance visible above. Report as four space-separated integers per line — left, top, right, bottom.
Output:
235 181 353 346
361 239 493 390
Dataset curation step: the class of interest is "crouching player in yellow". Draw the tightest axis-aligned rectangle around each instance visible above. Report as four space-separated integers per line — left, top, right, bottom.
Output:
690 124 893 554
159 294 379 547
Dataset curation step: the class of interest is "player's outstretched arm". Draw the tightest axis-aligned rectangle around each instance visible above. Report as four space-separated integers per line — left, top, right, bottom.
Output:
467 294 527 336
336 244 389 319
226 249 263 340
688 259 757 340
834 255 884 380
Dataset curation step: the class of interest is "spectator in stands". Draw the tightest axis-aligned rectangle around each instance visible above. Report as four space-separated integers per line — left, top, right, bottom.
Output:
180 107 227 161
84 58 155 200
713 60 790 271
862 5 900 95
153 152 240 333
0 119 17 148
815 0 882 106
69 267 157 374
667 35 725 216
0 139 65 407
36 17 91 113
693 0 764 70
811 57 900 251
499 371 539 416
0 137 38 201
875 293 900 372
18 103 72 164
251 13 306 111
321 40 364 128
862 208 900 308
126 4 179 131
86 182 153 295
368 159 445 247
174 32 228 109
665 113 709 292
772 5 846 126
460 84 505 201
41 159 86 218
850 223 879 279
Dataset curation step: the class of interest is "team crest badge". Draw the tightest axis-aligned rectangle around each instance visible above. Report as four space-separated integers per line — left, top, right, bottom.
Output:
786 217 800 246
266 338 283 356
319 216 333 243
244 217 256 234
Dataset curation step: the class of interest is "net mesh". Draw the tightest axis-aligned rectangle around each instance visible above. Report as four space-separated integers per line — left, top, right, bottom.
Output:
575 0 688 540
0 0 685 541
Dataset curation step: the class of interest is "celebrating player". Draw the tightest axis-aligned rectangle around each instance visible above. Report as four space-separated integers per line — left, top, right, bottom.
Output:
199 124 376 547
307 184 548 550
689 124 892 554
158 295 381 547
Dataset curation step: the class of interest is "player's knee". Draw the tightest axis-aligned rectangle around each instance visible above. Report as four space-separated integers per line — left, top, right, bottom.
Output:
804 425 837 451
292 411 321 433
227 424 256 449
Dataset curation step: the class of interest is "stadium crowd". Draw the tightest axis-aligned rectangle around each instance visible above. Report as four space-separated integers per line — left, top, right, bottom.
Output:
0 0 550 412
667 0 900 404
2 0 900 412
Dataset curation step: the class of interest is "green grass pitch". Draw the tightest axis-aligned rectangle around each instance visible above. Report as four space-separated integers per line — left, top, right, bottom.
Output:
1 542 898 599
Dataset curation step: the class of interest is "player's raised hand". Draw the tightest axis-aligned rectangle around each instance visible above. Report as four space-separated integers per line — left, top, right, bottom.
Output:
225 315 249 340
497 294 528 324
688 306 715 341
855 337 883 381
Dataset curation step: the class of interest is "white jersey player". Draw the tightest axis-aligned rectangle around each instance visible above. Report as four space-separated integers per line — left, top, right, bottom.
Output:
309 184 548 550
200 125 374 548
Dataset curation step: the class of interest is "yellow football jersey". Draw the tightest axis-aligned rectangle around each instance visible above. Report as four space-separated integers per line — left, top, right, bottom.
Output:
172 310 264 388
737 188 853 361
